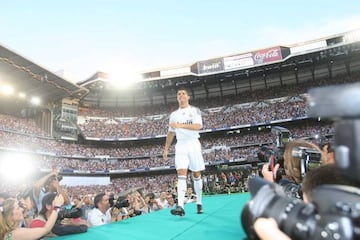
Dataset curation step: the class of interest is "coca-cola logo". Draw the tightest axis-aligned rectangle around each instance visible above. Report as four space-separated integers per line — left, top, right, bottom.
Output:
253 48 282 64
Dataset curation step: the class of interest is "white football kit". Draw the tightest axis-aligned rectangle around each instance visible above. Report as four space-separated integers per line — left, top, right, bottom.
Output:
168 105 205 171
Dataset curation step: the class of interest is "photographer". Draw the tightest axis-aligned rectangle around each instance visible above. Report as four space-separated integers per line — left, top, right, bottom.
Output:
253 163 358 240
242 83 360 240
30 193 88 237
254 218 291 240
33 169 70 212
109 195 135 222
16 187 38 228
0 195 64 240
261 140 324 199
320 141 336 165
301 164 357 203
87 193 121 227
142 193 163 213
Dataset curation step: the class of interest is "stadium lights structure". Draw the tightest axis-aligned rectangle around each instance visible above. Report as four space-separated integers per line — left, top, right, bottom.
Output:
0 82 42 106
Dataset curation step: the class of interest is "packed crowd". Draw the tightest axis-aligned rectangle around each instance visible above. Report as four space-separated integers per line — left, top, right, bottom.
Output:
1 70 359 239
78 99 307 138
0 123 333 172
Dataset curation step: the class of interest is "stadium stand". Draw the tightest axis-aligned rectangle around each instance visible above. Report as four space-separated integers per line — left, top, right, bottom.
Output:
0 29 360 239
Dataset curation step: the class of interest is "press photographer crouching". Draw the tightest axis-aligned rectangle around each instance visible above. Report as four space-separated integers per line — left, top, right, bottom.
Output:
241 83 360 240
260 139 324 199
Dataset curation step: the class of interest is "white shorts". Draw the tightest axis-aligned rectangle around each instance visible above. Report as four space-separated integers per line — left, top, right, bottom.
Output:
175 139 205 172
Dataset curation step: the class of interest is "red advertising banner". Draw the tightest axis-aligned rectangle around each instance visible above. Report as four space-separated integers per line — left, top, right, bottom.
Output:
252 47 283 65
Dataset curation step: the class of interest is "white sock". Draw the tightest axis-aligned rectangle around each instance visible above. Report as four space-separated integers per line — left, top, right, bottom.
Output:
193 176 203 205
177 176 187 208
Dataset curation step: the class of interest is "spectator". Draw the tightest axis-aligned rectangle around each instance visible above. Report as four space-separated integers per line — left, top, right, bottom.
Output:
155 191 168 209
0 195 63 240
79 195 94 221
166 194 176 209
184 187 196 204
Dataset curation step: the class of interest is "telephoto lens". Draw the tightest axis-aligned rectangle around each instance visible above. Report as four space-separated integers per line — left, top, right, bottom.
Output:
241 177 317 240
241 177 358 240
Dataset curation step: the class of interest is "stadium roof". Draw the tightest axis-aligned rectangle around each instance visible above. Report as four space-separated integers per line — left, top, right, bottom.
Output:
0 43 89 104
75 29 360 108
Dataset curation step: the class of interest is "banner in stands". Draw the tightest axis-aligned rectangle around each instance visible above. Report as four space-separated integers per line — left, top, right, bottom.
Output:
61 176 110 186
197 58 224 74
223 53 254 70
252 46 288 65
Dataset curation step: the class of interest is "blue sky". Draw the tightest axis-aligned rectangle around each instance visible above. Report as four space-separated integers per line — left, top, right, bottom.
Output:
0 0 359 83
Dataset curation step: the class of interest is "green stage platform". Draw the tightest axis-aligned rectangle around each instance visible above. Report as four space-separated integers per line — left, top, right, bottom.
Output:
55 193 251 240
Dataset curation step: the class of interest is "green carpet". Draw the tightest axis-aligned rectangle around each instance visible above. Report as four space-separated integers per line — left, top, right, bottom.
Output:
55 193 251 240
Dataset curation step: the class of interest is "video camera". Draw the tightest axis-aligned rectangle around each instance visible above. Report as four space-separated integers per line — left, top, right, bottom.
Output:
241 83 360 239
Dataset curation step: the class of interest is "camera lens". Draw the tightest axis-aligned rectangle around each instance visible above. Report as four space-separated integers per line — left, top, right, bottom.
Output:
241 177 318 239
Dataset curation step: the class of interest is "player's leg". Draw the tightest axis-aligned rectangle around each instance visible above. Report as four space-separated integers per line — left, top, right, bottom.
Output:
189 139 205 214
171 168 187 216
192 171 203 214
171 142 189 216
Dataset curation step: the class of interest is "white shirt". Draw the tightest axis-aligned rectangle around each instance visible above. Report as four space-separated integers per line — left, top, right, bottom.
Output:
156 198 169 209
87 208 111 227
168 105 202 141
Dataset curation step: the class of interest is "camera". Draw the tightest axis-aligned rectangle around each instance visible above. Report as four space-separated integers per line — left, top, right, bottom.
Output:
57 207 82 220
45 174 63 189
113 198 130 209
258 127 322 199
241 177 359 240
111 199 142 217
109 195 129 209
110 196 134 217
292 146 322 179
57 175 63 182
241 83 360 240
48 174 63 182
257 126 290 181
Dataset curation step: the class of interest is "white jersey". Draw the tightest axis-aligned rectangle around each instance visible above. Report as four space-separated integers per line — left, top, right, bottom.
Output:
168 105 202 141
